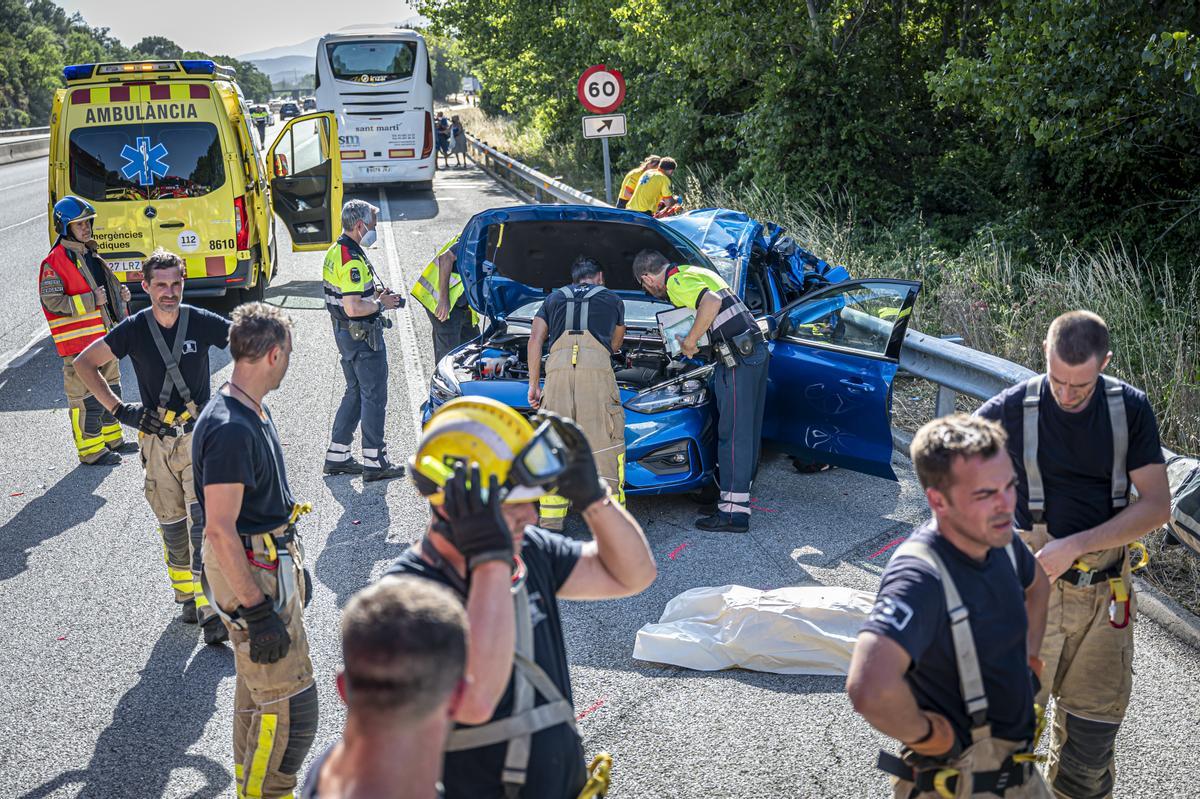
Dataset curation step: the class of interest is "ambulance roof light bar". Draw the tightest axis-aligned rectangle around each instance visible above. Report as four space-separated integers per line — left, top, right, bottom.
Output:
62 60 237 83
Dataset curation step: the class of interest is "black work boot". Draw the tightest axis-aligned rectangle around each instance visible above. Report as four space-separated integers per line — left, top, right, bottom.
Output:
112 440 139 455
363 461 406 482
85 451 122 466
201 616 229 645
323 456 365 476
695 512 749 534
180 598 199 624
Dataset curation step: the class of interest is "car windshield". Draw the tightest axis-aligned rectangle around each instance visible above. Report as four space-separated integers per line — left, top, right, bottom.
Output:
68 122 225 201
508 295 671 329
326 41 417 82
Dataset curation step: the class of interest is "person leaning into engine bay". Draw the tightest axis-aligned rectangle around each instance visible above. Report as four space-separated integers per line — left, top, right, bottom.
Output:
527 256 626 530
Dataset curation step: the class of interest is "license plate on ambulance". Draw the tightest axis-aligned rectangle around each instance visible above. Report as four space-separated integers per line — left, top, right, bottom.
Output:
107 259 143 272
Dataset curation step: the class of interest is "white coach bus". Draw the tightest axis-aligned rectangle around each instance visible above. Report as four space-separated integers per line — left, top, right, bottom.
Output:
315 26 436 188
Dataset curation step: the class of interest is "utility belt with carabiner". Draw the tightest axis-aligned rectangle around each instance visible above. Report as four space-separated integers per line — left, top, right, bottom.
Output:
146 305 205 436
877 749 1037 798
1059 541 1149 630
201 502 313 629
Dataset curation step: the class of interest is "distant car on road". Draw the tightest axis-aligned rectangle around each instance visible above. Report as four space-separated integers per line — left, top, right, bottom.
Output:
279 102 300 121
423 205 922 495
302 97 317 111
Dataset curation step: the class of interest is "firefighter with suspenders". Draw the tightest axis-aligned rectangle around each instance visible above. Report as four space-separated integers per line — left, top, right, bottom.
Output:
526 256 627 530
74 249 231 644
977 311 1170 798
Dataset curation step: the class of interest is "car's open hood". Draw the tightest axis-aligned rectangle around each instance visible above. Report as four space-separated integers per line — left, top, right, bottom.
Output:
456 205 743 320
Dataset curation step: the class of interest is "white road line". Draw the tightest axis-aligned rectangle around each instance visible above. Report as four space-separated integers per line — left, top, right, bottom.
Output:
0 212 45 234
0 326 48 372
0 177 43 191
377 187 428 438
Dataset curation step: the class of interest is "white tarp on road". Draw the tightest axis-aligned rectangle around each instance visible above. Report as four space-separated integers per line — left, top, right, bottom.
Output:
633 584 876 675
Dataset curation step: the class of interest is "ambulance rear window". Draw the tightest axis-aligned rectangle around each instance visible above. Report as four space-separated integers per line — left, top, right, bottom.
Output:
68 122 225 202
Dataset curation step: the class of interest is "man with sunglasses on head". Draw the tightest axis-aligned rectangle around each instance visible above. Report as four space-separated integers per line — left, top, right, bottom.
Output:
386 396 656 799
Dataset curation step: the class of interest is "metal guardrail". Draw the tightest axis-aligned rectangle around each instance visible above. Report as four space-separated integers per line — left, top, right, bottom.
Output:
0 126 50 139
465 134 609 207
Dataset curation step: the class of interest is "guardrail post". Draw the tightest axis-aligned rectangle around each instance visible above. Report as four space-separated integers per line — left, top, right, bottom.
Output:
935 385 958 417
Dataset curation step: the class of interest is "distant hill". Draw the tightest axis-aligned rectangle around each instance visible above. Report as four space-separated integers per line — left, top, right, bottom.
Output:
250 54 315 84
238 37 320 63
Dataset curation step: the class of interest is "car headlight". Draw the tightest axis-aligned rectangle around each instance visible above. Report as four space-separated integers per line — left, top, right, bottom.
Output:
429 357 462 402
624 377 708 414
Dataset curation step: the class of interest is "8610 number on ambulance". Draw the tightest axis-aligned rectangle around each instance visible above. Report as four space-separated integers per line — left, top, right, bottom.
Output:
315 26 437 190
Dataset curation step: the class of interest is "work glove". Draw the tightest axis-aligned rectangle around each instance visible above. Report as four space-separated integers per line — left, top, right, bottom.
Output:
437 462 513 572
542 413 607 509
239 598 291 664
903 711 959 760
112 402 175 437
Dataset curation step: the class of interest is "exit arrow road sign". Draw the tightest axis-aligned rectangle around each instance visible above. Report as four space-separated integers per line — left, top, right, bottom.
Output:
582 113 627 139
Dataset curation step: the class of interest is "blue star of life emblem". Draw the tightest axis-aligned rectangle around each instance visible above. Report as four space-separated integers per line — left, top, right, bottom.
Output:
120 137 169 187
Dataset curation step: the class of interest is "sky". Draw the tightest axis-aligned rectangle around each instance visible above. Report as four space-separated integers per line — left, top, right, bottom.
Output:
59 0 422 59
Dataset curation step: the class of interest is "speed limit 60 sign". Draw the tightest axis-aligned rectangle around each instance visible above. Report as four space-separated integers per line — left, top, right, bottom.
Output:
577 64 625 114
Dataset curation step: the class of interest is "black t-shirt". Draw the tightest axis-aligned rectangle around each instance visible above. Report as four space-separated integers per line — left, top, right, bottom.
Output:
192 393 296 534
535 284 624 353
105 305 230 414
385 528 587 799
861 522 1039 747
976 377 1164 537
301 742 445 799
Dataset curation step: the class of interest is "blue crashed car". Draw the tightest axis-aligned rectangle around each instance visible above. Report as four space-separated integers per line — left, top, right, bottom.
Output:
423 205 920 494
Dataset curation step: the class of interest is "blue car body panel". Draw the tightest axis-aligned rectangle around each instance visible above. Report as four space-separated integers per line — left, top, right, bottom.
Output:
423 204 914 494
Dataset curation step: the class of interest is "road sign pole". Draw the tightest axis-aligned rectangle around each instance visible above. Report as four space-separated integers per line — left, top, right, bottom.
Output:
601 137 612 204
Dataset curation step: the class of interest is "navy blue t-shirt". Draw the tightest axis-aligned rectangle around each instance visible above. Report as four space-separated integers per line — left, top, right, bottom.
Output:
535 284 625 353
385 528 586 799
192 393 296 534
976 377 1163 537
104 305 230 414
861 522 1038 747
301 742 444 799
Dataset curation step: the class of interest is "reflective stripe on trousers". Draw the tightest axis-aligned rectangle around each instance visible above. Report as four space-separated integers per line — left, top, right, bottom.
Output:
713 340 769 520
62 355 123 463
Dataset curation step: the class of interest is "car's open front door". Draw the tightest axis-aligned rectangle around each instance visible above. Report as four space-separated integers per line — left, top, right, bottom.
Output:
267 111 342 252
762 279 920 480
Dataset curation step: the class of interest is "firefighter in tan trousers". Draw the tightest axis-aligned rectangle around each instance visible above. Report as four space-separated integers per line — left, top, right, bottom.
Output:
194 303 317 799
39 197 134 465
527 256 626 530
977 311 1171 799
75 249 232 645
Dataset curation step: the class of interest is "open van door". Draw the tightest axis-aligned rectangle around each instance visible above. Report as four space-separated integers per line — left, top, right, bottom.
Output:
267 111 342 252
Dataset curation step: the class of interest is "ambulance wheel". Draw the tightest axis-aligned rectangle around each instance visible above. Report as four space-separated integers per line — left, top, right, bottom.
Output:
241 272 266 305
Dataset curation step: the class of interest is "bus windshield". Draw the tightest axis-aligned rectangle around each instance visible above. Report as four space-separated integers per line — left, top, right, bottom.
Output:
326 41 417 82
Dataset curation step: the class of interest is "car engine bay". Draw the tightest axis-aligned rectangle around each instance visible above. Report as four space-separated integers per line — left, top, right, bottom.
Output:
455 330 694 390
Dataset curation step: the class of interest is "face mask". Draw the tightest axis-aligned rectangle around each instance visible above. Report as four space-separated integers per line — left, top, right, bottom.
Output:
360 227 378 248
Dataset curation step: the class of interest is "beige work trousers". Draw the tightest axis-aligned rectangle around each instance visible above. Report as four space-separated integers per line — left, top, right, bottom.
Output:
203 531 315 799
539 331 625 528
1019 528 1134 798
891 737 1051 799
140 430 212 620
62 355 124 462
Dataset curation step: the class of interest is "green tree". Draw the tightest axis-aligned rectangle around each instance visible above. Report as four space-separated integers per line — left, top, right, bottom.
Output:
133 35 183 59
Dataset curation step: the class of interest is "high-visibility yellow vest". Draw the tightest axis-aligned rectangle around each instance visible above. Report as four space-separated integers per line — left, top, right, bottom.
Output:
411 235 479 325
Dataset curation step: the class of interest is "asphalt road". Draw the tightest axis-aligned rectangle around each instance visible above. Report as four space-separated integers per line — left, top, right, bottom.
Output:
0 153 1197 798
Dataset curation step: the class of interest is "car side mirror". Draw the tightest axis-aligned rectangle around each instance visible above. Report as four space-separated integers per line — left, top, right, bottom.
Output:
759 316 779 340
